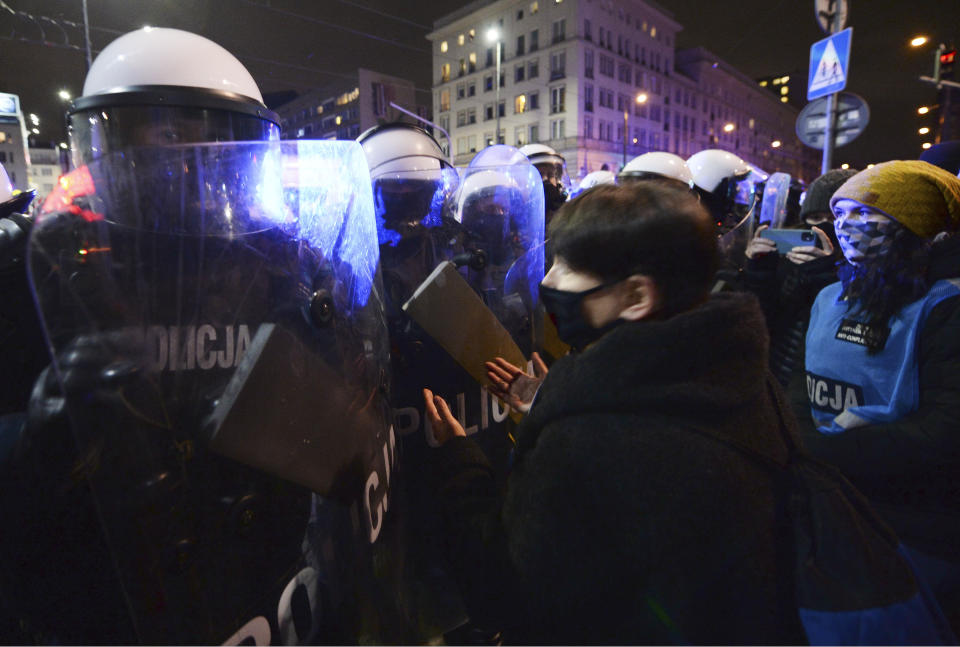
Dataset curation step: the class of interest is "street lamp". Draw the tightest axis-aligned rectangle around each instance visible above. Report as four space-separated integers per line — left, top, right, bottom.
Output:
922 142 932 149
910 36 929 48
918 106 930 115
58 89 71 101
771 140 782 148
487 27 501 145
723 122 736 133
919 127 930 134
623 93 648 167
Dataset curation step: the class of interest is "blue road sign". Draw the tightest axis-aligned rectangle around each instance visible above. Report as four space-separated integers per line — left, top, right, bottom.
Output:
808 27 853 100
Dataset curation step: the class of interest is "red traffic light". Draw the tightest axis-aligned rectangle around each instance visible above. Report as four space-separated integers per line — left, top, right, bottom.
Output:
941 49 957 65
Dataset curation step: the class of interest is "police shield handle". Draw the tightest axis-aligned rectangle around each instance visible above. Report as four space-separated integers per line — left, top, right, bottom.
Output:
403 261 528 423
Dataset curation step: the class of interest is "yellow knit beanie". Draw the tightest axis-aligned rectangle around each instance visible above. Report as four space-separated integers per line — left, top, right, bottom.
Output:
830 160 960 239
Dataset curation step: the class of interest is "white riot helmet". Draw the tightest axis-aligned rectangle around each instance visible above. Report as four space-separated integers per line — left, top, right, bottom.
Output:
519 143 565 171
577 170 616 194
619 152 694 189
357 123 459 245
687 149 750 194
0 163 11 204
519 143 568 212
357 122 452 181
0 162 36 220
687 149 755 229
67 27 279 166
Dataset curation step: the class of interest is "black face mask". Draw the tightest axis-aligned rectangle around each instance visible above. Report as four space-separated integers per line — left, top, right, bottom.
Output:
543 181 567 212
539 280 623 351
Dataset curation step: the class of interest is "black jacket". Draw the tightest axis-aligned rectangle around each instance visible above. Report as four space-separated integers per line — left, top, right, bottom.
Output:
743 251 839 386
790 237 960 562
432 293 805 644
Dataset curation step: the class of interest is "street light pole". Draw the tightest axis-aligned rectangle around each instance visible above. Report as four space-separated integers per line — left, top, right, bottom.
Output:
495 39 502 144
622 108 628 169
626 93 648 167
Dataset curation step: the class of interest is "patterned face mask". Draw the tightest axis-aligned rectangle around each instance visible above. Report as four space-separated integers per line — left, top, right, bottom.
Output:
834 213 900 265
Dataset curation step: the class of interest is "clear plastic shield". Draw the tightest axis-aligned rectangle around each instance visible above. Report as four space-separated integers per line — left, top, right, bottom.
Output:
456 162 545 351
759 172 793 229
716 198 759 284
10 141 402 644
377 154 544 637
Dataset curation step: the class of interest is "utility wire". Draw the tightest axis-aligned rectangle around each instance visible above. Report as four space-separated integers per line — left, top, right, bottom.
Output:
330 0 432 30
238 0 430 55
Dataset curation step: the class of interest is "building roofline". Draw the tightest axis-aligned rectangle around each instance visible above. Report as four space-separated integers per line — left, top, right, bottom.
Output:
676 46 800 114
431 0 500 33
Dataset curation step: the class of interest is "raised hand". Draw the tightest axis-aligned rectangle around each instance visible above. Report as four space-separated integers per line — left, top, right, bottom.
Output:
484 352 548 414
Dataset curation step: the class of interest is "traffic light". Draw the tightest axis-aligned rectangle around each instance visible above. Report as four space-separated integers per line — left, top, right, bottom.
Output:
940 48 956 80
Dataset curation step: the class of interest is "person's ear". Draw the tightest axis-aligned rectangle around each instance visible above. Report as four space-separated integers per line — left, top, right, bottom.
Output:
618 274 660 321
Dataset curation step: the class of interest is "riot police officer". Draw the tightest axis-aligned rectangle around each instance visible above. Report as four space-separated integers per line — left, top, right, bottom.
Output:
2 27 395 645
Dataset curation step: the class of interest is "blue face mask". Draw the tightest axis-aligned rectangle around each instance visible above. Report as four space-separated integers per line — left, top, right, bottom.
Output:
539 280 624 351
835 217 899 265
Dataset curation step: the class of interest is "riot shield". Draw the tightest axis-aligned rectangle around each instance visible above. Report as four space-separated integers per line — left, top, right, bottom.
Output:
375 151 544 639
758 172 793 229
5 141 408 644
715 198 760 291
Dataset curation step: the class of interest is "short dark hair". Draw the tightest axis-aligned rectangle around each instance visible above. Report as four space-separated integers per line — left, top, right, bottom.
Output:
548 182 719 317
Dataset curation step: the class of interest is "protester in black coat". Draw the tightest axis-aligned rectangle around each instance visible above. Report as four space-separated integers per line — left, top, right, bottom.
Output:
424 184 806 644
741 168 855 386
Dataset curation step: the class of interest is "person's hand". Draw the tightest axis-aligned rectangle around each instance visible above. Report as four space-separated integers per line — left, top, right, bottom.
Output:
785 226 834 265
745 224 777 259
484 352 548 414
423 388 466 446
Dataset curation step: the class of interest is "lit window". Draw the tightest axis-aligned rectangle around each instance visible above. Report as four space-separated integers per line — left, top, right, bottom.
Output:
759 80 768 87
469 29 476 41
781 75 790 83
531 1 539 13
781 86 789 95
650 26 656 38
780 96 788 103
515 94 527 113
458 33 465 46
441 41 448 53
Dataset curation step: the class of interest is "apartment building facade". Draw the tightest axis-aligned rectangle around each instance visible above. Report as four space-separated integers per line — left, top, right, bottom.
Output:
428 0 818 182
275 68 426 141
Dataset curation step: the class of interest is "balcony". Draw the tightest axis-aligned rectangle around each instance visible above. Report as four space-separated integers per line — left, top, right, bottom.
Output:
550 69 566 81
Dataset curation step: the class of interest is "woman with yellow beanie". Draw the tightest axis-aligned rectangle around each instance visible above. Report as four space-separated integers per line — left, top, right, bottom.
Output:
796 159 960 628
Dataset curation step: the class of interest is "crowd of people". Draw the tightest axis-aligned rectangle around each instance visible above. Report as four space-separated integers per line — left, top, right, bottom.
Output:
2 24 960 646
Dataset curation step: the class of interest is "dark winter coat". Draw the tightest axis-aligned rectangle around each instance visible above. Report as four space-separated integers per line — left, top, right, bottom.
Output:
432 292 806 644
743 251 839 387
789 236 960 563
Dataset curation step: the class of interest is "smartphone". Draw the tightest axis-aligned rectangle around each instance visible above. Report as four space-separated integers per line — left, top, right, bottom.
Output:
759 228 821 254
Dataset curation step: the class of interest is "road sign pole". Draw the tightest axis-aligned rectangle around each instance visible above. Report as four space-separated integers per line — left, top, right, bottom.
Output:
815 3 845 173
821 92 836 173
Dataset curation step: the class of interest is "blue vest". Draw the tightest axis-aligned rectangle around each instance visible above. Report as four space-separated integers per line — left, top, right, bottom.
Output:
805 279 960 433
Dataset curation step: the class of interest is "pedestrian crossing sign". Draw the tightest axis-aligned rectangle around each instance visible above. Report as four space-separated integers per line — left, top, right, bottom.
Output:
808 28 852 100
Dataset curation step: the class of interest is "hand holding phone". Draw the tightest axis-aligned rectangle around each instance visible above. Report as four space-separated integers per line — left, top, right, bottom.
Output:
759 228 822 254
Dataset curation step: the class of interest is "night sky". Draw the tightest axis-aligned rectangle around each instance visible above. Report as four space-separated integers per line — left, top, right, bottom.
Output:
2 0 957 172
